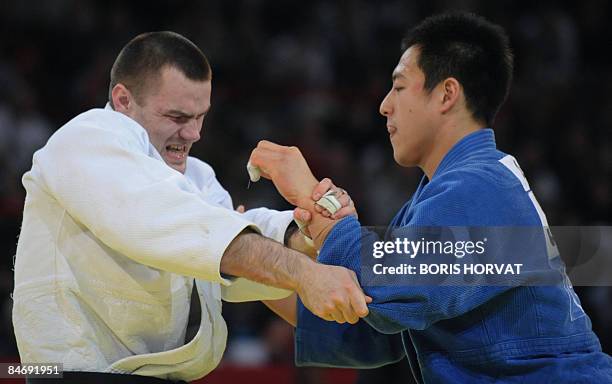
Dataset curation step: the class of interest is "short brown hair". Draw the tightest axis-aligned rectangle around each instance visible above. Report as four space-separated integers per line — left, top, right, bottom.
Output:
108 31 211 107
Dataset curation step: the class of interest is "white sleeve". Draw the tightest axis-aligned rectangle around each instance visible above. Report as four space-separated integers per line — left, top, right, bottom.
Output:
33 114 255 285
240 208 294 242
185 158 235 210
186 157 295 237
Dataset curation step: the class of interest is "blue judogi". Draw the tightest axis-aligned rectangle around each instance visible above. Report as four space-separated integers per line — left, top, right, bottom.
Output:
295 129 612 383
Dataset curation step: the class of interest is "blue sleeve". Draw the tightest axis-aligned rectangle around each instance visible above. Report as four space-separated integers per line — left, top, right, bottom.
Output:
314 170 544 333
295 296 405 368
316 216 512 332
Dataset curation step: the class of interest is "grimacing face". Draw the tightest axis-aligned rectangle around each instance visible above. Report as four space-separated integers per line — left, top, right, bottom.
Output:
379 46 440 168
128 66 211 174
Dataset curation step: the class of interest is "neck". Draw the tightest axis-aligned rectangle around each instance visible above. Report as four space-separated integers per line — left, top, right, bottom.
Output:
420 118 483 179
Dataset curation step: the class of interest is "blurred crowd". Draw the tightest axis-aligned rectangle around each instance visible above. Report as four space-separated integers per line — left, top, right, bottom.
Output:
0 0 610 376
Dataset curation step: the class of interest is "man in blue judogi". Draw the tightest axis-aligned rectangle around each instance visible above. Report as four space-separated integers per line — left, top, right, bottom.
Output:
249 11 612 384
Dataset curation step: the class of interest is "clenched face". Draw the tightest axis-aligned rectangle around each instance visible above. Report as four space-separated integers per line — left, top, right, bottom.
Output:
127 66 211 173
379 46 440 168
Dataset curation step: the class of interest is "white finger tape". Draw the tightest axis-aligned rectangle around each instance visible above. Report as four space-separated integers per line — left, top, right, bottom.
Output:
316 190 342 215
294 191 341 247
246 161 261 182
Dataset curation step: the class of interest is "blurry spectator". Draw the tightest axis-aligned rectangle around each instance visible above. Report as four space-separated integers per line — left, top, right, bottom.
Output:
1 2 611 383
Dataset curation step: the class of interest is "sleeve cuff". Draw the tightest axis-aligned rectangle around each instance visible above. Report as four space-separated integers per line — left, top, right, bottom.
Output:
317 216 362 269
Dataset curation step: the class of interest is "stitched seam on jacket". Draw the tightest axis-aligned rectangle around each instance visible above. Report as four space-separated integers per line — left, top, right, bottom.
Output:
422 333 600 364
528 286 543 336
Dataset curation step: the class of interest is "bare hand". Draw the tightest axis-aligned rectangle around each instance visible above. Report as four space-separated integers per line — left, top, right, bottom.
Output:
294 178 358 229
297 262 372 324
312 178 357 219
248 141 318 209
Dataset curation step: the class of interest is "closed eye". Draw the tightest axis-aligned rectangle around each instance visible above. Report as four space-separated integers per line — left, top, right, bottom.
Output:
167 115 190 124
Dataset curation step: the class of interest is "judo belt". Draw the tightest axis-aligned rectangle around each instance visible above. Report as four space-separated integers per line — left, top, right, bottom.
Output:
26 371 188 383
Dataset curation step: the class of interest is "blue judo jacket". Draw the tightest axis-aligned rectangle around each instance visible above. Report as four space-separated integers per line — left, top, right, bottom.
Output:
295 129 612 383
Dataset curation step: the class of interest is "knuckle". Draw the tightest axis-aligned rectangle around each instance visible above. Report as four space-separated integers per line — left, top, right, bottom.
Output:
323 303 336 313
287 146 300 155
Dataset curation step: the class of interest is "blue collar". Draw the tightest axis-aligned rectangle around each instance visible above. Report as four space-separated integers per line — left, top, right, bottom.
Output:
401 128 497 221
432 128 497 179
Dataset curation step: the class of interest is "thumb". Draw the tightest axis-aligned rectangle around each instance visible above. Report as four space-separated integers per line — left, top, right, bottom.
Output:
293 207 311 223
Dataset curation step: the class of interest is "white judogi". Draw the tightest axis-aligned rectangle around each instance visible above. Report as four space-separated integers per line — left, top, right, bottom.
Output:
12 106 293 382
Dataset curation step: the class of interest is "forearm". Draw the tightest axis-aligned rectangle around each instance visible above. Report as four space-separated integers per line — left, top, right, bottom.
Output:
259 229 308 326
262 293 297 326
220 230 312 291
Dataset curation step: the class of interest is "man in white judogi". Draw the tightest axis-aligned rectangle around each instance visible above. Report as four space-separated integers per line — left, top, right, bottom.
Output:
12 31 370 383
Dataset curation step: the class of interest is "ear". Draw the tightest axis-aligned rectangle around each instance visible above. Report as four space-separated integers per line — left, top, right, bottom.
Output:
439 77 461 114
110 84 134 113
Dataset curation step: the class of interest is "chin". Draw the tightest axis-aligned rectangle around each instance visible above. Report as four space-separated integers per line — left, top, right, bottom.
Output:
393 152 416 168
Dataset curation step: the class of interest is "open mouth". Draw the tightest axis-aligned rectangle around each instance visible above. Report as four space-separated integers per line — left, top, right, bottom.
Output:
165 144 188 162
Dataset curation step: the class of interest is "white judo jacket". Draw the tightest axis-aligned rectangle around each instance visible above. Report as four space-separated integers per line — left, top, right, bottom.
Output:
12 106 293 382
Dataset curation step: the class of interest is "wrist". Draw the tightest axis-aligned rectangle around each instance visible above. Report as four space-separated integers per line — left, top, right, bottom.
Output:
296 178 319 210
307 215 338 249
290 254 314 292
296 196 315 212
288 231 317 259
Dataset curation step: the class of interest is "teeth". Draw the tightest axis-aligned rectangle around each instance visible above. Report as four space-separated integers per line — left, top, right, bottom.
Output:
167 144 186 152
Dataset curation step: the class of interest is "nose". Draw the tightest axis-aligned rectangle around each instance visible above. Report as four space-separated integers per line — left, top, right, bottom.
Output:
180 119 201 142
379 90 393 117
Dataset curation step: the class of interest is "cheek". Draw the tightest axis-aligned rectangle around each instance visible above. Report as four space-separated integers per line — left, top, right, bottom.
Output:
149 122 176 142
400 94 430 127
397 91 418 115
144 128 169 152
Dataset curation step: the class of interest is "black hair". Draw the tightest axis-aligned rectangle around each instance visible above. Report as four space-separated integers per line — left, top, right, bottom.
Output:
402 12 513 126
108 31 211 107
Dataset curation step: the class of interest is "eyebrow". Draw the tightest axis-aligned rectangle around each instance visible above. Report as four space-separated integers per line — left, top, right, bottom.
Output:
392 72 406 82
165 108 209 119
